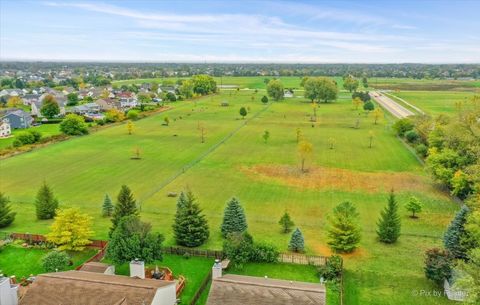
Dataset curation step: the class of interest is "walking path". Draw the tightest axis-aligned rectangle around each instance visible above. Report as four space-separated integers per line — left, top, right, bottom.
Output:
369 91 415 118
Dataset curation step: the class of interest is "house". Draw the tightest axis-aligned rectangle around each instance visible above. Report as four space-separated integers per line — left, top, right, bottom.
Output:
0 276 18 305
32 93 68 117
206 261 326 305
0 121 12 137
79 262 115 275
1 110 33 129
19 264 177 305
119 97 138 109
71 102 101 115
22 94 41 106
0 89 23 98
95 98 120 111
284 90 294 98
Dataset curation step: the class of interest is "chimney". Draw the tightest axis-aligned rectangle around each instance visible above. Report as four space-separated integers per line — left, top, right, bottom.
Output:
212 259 222 279
129 259 145 279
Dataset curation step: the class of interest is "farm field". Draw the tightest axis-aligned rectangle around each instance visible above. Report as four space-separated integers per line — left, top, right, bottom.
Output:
0 87 460 305
0 123 61 149
388 90 478 115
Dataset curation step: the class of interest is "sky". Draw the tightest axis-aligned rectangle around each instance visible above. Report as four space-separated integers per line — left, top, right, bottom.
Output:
1 0 479 63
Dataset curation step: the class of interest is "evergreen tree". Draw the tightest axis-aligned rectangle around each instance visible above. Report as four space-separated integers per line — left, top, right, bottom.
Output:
172 190 209 247
35 182 59 220
0 193 16 228
327 201 361 253
377 189 401 243
444 205 470 259
221 197 248 237
278 211 294 233
110 185 138 237
102 194 114 217
289 228 305 252
107 215 164 264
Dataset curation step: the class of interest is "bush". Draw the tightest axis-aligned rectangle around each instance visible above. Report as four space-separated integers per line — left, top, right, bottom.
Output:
127 110 140 120
415 144 428 157
60 114 89 136
405 130 419 143
42 251 70 272
392 118 414 136
424 248 452 285
15 131 35 145
363 101 375 111
318 255 343 281
352 91 370 102
251 243 279 263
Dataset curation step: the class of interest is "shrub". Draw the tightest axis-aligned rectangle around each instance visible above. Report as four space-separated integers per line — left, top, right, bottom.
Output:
223 232 254 268
29 130 42 142
127 110 140 120
392 118 414 136
60 114 89 136
15 132 35 145
405 130 419 143
251 243 279 263
424 248 452 285
415 144 428 157
318 255 343 281
363 101 374 111
42 251 70 272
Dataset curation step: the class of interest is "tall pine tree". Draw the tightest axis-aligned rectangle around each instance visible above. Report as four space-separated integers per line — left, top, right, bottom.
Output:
35 182 59 220
327 201 361 253
102 194 114 217
444 205 470 259
0 193 16 228
377 189 401 243
289 228 305 252
172 190 209 247
221 197 248 237
110 185 138 237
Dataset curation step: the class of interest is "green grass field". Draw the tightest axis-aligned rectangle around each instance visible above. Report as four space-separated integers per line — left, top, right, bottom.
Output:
0 88 460 304
0 123 61 149
388 91 477 115
0 244 96 278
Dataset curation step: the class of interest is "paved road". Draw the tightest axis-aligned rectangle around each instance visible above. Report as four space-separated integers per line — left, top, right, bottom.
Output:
370 91 415 118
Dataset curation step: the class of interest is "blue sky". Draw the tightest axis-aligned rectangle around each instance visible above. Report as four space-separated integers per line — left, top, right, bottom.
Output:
1 0 479 63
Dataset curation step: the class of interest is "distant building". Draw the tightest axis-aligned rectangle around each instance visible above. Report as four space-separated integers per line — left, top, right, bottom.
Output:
1 109 34 129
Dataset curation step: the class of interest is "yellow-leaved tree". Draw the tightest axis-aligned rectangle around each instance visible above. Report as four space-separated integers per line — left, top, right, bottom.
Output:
298 140 313 172
46 208 94 251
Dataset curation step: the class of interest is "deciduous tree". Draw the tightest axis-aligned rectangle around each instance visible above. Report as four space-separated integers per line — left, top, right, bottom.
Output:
298 140 313 172
46 208 94 251
60 114 88 135
405 196 423 218
40 95 60 118
239 107 247 119
278 211 294 233
267 79 284 101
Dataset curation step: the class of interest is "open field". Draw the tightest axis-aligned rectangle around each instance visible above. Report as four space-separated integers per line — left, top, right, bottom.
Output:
389 90 478 115
0 123 61 149
0 87 460 305
0 244 96 278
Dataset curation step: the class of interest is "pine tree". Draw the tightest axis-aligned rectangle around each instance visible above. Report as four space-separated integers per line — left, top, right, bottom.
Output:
172 190 209 247
327 201 361 253
35 182 59 220
279 211 294 233
0 193 16 228
289 228 305 252
110 185 138 237
102 194 114 217
444 205 470 259
221 197 248 237
377 189 401 243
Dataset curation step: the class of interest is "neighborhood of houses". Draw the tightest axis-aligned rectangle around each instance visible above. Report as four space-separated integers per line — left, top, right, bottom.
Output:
0 84 175 138
1 258 326 305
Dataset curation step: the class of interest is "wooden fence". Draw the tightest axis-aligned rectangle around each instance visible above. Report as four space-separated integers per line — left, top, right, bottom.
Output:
75 244 108 270
6 232 107 249
278 253 328 266
162 246 223 259
189 270 212 305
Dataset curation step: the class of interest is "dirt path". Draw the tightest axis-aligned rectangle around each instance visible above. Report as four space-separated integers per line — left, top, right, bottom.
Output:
370 91 415 118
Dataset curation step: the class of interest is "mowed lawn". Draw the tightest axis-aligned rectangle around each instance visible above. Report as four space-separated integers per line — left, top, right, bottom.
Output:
0 88 459 305
391 90 478 115
0 123 61 149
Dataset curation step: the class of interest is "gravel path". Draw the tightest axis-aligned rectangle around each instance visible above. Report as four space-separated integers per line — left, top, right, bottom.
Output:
370 91 415 118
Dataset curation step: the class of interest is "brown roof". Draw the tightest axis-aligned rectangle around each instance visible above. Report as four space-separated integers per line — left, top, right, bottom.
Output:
19 270 175 305
206 274 326 305
79 262 111 273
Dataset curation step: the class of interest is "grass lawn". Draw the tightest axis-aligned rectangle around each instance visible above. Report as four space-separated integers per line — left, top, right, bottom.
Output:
389 90 477 115
106 254 213 304
0 83 460 305
0 244 96 278
0 123 61 149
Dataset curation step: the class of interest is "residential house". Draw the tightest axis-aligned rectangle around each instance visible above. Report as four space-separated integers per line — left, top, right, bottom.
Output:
0 89 23 98
1 110 33 129
0 276 18 305
22 94 41 106
119 98 138 109
19 263 177 305
0 121 12 137
71 102 101 115
284 90 294 98
32 93 67 117
206 261 326 305
95 98 120 111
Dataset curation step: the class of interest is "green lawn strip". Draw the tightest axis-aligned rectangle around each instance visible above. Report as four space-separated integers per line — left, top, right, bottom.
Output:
0 123 61 149
0 244 96 278
105 254 214 304
393 91 476 115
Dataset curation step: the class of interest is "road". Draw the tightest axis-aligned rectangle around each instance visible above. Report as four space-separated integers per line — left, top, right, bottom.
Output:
369 91 415 118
